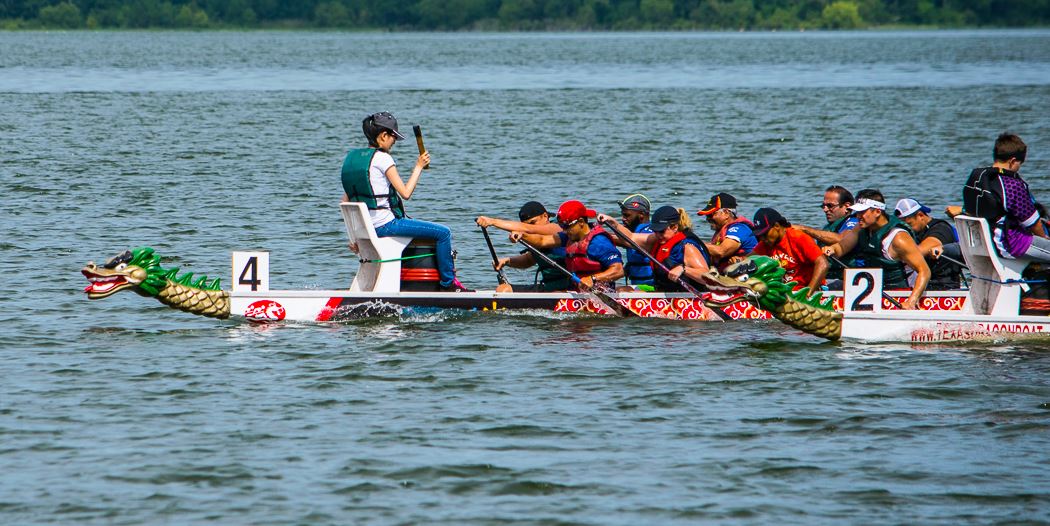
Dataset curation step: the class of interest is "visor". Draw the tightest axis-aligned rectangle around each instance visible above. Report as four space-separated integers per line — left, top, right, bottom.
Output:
848 198 886 213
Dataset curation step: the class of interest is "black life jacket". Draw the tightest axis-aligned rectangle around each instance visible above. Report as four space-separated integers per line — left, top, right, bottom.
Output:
962 166 1009 226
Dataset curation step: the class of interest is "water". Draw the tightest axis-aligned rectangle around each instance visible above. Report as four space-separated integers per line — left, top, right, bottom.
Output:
3 30 1050 524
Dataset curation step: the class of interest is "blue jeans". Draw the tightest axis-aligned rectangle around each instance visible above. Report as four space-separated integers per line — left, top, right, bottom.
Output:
374 218 456 286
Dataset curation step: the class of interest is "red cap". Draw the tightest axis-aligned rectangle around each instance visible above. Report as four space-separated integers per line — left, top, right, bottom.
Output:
557 200 596 224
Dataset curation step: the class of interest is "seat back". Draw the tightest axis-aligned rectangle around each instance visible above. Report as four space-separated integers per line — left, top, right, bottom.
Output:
340 202 412 293
954 215 1027 315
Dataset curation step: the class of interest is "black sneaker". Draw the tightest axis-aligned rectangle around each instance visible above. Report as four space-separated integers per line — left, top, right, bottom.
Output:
441 278 473 292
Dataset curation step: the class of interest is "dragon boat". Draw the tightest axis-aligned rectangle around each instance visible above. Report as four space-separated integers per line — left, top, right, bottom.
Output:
83 203 1050 342
81 203 969 326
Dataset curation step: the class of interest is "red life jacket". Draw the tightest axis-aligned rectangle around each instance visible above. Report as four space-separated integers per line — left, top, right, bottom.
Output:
711 217 755 258
650 231 686 266
565 225 607 277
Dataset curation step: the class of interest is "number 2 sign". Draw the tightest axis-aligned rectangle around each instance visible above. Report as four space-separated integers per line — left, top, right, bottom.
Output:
232 252 269 292
844 268 883 312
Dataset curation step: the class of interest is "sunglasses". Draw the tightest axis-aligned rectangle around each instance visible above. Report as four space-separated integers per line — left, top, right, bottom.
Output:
821 202 842 209
558 218 584 229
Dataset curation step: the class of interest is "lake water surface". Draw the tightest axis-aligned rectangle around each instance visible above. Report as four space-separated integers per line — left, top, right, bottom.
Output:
2 30 1050 524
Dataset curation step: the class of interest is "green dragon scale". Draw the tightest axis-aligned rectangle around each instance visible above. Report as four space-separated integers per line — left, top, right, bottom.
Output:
700 256 843 340
81 247 230 319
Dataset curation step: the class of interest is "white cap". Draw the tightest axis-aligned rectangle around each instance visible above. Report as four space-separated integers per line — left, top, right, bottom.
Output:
894 198 932 218
849 198 886 213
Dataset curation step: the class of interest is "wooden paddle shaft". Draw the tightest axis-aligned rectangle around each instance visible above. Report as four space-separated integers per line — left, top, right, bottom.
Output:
412 125 429 169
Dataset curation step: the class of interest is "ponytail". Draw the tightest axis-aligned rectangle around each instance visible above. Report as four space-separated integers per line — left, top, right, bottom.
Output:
677 208 692 231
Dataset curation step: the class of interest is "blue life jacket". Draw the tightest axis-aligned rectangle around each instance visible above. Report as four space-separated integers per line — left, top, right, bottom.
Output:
624 222 654 286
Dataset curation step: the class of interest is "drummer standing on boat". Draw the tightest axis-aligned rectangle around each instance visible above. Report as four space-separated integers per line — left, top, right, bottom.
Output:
341 111 470 292
822 189 931 309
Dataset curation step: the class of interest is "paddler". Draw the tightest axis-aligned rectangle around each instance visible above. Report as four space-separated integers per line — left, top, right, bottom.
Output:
750 208 829 292
599 206 711 292
341 111 471 292
822 189 931 309
615 194 656 289
519 200 624 290
696 192 758 269
475 201 571 293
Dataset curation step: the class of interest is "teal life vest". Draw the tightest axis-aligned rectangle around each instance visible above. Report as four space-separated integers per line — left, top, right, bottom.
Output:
534 246 571 292
824 216 848 234
855 215 915 289
823 216 852 279
341 148 406 219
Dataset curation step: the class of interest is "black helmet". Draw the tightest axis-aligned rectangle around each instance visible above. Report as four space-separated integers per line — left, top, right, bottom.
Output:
362 111 407 144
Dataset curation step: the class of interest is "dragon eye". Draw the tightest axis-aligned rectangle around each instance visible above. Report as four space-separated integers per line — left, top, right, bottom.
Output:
736 274 750 282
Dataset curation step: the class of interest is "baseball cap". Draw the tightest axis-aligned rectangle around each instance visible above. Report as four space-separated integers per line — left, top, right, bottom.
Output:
848 198 887 213
618 194 651 214
697 193 738 216
752 207 790 237
894 198 932 218
649 206 680 232
556 200 597 225
518 201 551 222
367 111 407 140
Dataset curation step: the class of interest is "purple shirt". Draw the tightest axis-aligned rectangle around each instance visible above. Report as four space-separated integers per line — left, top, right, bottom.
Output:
994 174 1040 258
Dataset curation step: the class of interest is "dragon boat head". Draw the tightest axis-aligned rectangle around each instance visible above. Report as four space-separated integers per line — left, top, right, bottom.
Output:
699 256 834 313
698 257 783 307
700 256 841 340
82 247 165 299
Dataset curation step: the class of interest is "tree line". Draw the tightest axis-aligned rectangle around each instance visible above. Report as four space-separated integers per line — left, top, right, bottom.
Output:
2 0 1047 30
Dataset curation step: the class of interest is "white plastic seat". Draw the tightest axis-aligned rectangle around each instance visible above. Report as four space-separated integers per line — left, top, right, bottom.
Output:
954 215 1029 315
340 202 412 292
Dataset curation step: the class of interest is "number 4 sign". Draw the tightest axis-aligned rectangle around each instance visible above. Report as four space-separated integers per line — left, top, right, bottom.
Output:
232 252 269 292
844 268 883 312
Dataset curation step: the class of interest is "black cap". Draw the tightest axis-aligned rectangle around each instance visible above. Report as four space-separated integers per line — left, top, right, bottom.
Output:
518 201 550 222
752 207 790 237
697 193 738 216
649 206 680 232
364 111 407 140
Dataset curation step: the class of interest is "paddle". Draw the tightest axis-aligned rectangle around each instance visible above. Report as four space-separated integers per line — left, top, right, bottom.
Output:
937 253 969 270
480 226 510 286
516 238 632 318
599 218 707 298
412 125 429 169
826 254 906 309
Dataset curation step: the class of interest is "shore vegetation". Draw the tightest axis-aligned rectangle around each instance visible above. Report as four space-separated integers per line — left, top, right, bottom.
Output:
2 0 1048 30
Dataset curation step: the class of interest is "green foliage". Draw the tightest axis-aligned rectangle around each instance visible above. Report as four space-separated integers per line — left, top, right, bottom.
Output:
175 3 209 27
314 1 350 26
3 0 1050 29
821 0 863 28
640 0 673 23
38 1 80 27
